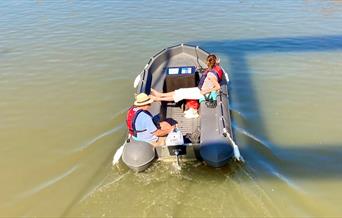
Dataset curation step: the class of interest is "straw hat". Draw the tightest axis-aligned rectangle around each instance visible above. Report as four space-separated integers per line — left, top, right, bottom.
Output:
134 93 154 106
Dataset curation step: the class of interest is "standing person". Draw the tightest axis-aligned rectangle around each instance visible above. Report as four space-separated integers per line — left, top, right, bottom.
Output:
126 93 174 147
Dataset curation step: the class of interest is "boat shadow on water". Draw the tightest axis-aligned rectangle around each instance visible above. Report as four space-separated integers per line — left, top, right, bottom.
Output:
192 35 342 179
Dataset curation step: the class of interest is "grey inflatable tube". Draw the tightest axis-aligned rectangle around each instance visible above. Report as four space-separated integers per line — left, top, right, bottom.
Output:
122 139 156 172
200 140 234 167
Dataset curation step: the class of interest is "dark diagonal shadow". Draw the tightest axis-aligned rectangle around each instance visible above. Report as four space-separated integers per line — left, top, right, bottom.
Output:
189 35 342 178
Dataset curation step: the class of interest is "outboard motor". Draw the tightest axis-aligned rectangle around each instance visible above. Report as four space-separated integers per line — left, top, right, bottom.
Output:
122 140 155 172
165 128 185 167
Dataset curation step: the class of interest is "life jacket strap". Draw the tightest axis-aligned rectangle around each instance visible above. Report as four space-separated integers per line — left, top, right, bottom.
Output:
131 110 153 137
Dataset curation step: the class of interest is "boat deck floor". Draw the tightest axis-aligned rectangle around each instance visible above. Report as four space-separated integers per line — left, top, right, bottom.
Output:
165 102 200 137
155 102 201 160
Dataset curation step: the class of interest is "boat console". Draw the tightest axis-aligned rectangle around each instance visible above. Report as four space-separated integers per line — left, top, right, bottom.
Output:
164 66 198 92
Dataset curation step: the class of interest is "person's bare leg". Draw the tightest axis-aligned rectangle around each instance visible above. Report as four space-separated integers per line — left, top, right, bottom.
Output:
150 88 162 97
151 88 174 98
162 91 175 98
149 95 159 101
149 95 174 102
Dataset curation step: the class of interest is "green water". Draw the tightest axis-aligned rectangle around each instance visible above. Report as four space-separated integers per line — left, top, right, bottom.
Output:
1 1 342 217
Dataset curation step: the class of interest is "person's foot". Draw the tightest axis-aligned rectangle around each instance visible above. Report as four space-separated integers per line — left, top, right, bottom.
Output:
151 88 161 97
149 94 159 101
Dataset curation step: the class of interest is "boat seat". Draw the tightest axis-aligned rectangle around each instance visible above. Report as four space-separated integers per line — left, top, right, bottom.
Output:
163 66 198 92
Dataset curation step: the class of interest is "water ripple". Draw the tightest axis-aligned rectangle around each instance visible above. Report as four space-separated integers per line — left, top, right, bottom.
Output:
73 124 125 153
19 165 79 199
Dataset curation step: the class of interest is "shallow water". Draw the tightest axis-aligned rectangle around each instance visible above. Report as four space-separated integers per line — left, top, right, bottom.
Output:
1 0 342 217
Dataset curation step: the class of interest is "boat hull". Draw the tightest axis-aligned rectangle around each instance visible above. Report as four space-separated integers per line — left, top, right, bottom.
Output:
122 140 156 172
121 44 235 170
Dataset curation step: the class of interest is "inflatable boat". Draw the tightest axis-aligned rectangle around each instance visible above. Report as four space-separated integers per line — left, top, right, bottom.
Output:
114 44 243 172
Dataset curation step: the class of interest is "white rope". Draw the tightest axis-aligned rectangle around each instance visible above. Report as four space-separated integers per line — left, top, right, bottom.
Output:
133 73 142 88
223 128 244 162
112 135 130 165
112 144 124 165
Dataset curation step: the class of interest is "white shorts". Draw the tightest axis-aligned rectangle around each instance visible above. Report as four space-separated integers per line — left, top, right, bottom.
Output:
173 87 204 103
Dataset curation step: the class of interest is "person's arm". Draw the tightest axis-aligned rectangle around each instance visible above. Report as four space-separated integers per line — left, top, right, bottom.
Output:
138 112 171 137
153 128 170 137
153 121 174 137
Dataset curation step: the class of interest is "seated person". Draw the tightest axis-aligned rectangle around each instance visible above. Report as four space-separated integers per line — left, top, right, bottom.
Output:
150 54 222 103
184 54 223 112
200 54 223 101
208 54 223 82
126 93 174 147
149 68 220 103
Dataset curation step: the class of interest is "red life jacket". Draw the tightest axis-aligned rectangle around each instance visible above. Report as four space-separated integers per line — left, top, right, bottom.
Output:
213 65 223 81
126 106 152 137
